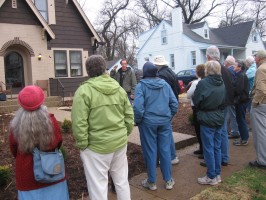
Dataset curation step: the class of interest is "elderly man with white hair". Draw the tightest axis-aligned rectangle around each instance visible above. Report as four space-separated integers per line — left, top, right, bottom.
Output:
224 55 240 139
199 46 234 168
249 50 266 169
224 55 237 77
245 56 257 113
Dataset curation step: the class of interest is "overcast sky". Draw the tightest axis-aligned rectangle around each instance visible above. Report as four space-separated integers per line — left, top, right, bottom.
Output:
82 0 221 28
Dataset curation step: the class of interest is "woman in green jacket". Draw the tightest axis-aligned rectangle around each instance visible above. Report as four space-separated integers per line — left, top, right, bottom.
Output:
71 55 134 200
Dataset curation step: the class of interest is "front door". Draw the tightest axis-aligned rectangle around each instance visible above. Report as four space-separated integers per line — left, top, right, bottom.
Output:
4 52 25 94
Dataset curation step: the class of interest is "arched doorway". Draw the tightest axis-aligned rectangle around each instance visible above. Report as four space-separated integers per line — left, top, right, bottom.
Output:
4 52 25 93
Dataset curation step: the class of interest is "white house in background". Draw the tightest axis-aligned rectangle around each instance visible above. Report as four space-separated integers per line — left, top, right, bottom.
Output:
136 8 265 73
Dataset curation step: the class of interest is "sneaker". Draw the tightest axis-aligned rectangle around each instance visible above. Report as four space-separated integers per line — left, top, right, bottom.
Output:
228 134 240 139
200 161 206 167
249 161 266 169
171 157 180 165
198 154 204 159
216 175 222 183
141 179 157 190
198 175 218 186
233 140 248 146
221 162 228 166
165 178 175 190
158 157 180 165
193 150 203 155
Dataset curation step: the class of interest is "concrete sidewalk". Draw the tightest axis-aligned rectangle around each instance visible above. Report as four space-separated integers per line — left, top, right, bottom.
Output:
107 133 256 200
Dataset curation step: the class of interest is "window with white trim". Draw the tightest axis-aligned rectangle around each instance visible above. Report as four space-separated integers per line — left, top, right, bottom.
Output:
34 0 48 21
170 54 175 69
191 51 196 66
252 31 258 42
161 30 167 45
204 29 208 38
12 0 17 8
70 51 82 77
54 51 68 77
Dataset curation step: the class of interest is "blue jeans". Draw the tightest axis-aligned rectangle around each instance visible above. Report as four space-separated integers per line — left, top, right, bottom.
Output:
171 134 177 160
226 105 240 136
235 103 249 141
200 125 222 179
221 107 229 163
138 122 172 183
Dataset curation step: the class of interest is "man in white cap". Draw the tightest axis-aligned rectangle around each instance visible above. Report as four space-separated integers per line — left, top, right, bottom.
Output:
153 55 180 165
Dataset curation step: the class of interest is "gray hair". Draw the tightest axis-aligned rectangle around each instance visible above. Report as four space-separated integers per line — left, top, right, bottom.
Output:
205 60 221 76
10 105 54 153
225 55 235 65
86 55 106 78
206 45 220 61
245 56 255 67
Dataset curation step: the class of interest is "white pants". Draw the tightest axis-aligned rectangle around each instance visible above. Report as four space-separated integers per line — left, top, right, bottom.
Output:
80 146 131 200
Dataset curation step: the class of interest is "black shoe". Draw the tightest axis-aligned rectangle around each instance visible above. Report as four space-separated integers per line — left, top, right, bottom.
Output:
198 154 204 159
221 162 228 166
228 134 240 139
194 150 203 155
200 161 206 167
249 161 266 169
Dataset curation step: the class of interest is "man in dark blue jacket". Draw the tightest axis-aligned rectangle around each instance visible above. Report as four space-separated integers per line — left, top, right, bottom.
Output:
232 60 250 146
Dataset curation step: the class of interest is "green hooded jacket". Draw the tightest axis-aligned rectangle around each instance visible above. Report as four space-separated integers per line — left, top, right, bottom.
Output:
71 74 134 154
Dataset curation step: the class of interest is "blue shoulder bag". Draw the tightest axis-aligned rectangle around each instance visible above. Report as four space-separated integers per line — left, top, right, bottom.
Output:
33 147 65 183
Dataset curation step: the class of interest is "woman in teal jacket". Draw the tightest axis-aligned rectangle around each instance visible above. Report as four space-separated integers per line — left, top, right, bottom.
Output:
71 55 134 200
133 62 178 191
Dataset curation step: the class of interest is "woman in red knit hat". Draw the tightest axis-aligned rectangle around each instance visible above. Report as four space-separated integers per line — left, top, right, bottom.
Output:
9 86 69 200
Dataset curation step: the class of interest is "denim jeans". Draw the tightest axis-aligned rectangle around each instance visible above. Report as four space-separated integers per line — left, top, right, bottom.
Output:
138 122 172 183
221 107 229 163
171 134 177 160
235 103 249 141
226 105 240 136
200 125 222 179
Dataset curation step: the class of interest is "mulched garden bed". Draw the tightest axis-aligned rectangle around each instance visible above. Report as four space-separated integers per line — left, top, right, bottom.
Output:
0 101 193 200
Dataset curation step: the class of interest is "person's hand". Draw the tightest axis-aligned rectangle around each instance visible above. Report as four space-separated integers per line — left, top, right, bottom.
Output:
113 65 118 70
130 94 134 100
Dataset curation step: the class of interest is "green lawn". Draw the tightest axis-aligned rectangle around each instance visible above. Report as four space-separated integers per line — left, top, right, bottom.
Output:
191 167 266 200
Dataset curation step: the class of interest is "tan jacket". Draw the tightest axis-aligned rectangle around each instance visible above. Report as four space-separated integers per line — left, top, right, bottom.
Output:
252 61 266 107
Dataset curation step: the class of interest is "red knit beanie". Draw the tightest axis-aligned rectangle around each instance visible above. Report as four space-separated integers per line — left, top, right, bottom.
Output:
18 86 45 111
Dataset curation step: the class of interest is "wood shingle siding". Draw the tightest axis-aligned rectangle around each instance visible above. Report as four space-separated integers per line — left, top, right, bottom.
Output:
49 77 88 97
48 0 94 53
0 0 42 26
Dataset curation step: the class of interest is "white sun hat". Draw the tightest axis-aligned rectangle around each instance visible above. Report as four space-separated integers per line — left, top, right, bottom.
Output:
153 55 168 66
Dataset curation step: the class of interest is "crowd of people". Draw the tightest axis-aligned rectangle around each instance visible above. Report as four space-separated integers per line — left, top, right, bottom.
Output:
8 46 266 200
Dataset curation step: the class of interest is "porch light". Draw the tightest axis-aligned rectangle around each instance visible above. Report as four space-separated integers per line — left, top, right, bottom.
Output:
38 54 42 60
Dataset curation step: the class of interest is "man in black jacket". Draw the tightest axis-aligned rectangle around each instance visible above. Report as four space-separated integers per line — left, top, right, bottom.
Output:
232 60 250 146
154 55 180 165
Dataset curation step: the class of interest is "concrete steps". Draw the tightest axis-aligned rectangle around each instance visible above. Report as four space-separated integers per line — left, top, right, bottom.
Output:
0 96 63 113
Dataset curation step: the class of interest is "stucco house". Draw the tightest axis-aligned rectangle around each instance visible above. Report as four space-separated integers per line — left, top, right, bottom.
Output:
137 8 265 73
0 0 102 96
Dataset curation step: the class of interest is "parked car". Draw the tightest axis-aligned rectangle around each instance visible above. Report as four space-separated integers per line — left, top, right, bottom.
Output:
176 69 197 86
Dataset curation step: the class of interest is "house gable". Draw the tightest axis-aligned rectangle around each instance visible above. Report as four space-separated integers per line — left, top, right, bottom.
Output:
211 21 254 47
47 0 95 52
0 0 55 40
0 0 42 26
137 20 172 56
